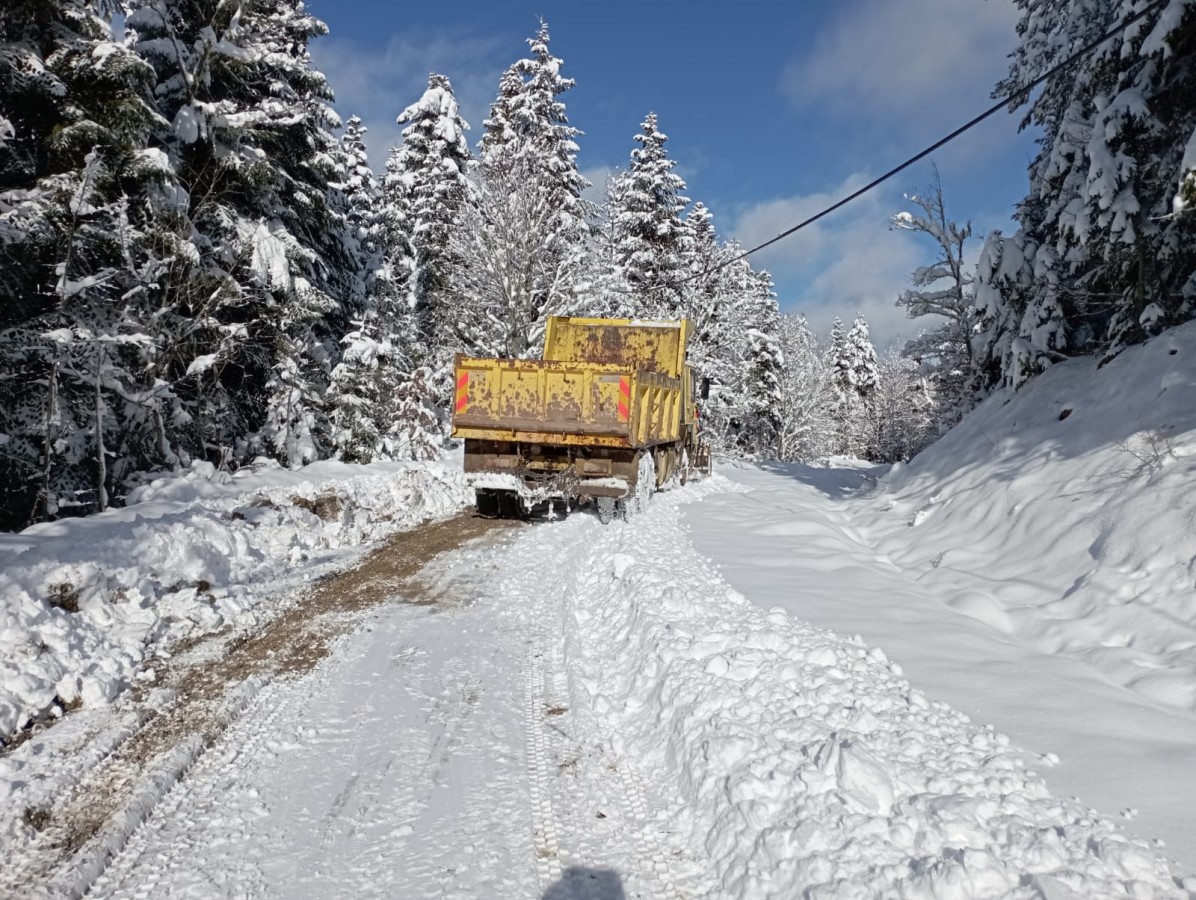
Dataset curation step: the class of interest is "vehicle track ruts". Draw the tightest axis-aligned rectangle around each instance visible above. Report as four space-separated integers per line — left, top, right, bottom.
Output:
3 512 516 898
525 630 565 892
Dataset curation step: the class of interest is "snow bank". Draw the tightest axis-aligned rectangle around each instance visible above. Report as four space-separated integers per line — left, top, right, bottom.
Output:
870 320 1196 714
0 459 470 743
559 484 1180 899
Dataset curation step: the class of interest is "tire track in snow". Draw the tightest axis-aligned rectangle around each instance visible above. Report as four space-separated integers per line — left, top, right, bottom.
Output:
525 631 565 891
85 673 304 898
505 504 710 900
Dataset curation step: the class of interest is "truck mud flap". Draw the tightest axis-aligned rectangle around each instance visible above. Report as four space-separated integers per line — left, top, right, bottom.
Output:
475 488 527 520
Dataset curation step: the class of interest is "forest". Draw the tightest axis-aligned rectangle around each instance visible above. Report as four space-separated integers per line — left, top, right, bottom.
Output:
1 0 1193 532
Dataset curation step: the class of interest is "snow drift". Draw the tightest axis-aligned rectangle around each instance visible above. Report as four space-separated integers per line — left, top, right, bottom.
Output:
0 459 470 743
868 320 1196 714
557 483 1180 898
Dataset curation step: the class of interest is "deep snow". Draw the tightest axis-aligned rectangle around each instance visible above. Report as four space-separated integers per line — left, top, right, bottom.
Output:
0 457 471 743
35 481 1185 899
687 321 1196 873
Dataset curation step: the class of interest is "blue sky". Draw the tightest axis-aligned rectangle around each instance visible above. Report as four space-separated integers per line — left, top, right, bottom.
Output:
308 0 1038 347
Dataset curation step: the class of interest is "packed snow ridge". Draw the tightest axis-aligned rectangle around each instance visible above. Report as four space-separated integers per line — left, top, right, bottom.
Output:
552 482 1181 899
0 459 470 742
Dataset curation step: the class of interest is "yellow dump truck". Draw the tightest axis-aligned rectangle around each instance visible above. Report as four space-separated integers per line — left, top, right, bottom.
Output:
451 316 710 522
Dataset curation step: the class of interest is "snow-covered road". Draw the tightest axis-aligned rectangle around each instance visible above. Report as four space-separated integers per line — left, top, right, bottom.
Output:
89 537 539 898
82 497 706 900
7 476 1173 899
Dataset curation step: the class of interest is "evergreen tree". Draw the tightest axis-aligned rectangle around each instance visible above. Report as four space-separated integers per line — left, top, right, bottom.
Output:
0 0 172 526
127 0 357 468
844 313 880 397
826 314 879 456
974 228 1042 389
579 175 636 320
326 115 411 463
455 20 589 357
391 73 472 357
773 314 836 462
386 366 442 462
335 115 382 310
690 244 784 457
986 0 1196 385
826 317 849 396
679 202 733 378
478 21 588 230
869 350 935 463
610 113 690 318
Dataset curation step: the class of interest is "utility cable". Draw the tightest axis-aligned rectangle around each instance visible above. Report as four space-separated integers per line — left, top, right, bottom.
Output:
680 0 1170 285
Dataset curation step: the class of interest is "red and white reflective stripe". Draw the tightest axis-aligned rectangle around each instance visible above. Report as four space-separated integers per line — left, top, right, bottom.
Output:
455 371 469 414
617 377 630 421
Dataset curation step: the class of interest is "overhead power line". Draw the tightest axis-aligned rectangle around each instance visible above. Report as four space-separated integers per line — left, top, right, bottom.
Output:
686 0 1170 286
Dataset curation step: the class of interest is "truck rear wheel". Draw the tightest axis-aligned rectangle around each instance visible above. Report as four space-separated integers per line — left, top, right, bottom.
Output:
476 489 500 518
597 496 616 524
634 453 656 514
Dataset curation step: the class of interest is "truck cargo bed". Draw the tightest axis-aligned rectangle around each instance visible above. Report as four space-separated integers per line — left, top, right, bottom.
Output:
452 357 682 450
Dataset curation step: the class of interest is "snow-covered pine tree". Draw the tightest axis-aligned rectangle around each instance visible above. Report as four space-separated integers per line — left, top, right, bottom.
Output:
826 316 848 393
973 228 1043 389
326 115 415 463
335 115 382 308
127 0 356 469
377 133 416 340
679 201 733 373
327 322 390 463
738 269 785 456
610 113 691 319
391 73 472 360
773 314 836 462
988 0 1196 384
826 314 879 456
869 350 935 462
0 0 176 527
686 241 784 457
454 20 590 358
578 175 637 320
385 366 443 462
891 167 980 427
844 313 880 397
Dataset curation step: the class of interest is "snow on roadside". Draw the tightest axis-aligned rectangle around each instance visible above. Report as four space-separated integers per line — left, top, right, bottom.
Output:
0 457 470 743
867 320 1196 714
560 481 1182 899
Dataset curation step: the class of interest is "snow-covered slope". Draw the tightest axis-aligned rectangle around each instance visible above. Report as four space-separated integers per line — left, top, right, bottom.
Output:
0 458 470 743
682 322 1196 873
872 321 1196 714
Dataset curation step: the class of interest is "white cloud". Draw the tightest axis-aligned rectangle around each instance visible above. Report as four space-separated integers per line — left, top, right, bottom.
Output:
312 31 507 169
781 0 1020 143
731 174 938 351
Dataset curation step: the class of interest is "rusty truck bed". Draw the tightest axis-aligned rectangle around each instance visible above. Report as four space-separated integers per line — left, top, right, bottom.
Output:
452 357 684 450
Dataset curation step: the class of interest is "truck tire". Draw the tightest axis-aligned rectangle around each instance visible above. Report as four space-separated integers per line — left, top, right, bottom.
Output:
476 489 500 518
635 453 656 514
597 496 616 524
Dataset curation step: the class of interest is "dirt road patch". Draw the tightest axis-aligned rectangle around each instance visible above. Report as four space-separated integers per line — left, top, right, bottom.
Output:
7 511 519 893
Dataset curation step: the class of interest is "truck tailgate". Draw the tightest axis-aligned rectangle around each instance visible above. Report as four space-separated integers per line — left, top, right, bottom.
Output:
453 357 633 439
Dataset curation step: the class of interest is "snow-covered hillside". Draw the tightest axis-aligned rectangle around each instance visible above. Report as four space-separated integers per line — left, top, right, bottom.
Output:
873 320 1196 715
686 321 1196 873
